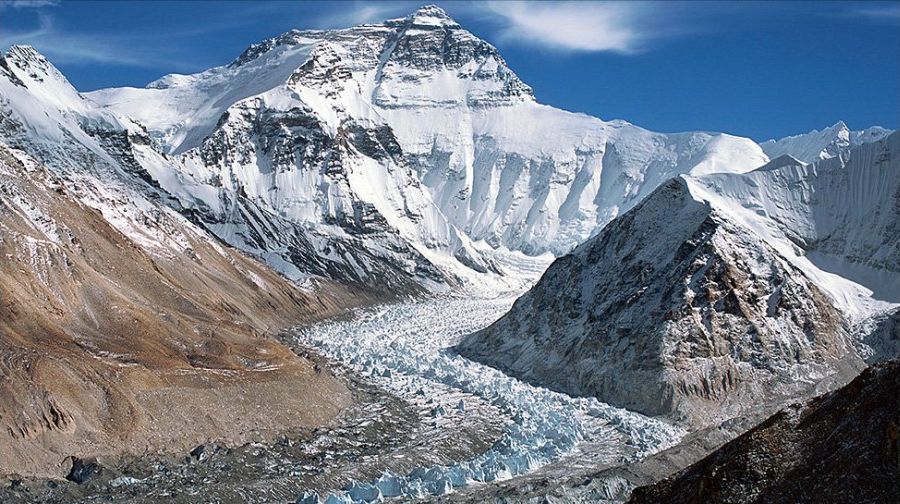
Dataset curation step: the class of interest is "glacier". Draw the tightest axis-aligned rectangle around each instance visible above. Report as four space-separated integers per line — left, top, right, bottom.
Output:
291 279 683 502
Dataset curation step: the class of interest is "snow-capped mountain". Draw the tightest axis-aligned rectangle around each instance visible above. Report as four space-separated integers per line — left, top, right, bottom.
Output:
459 132 900 425
0 43 461 295
760 121 892 164
6 5 890 297
74 5 769 290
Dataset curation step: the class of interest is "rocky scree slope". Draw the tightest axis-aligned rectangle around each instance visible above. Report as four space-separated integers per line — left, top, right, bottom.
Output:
459 132 900 426
83 5 770 291
0 55 365 478
629 357 900 504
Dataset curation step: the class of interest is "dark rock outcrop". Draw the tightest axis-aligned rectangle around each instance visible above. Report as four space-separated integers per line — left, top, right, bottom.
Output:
629 358 900 504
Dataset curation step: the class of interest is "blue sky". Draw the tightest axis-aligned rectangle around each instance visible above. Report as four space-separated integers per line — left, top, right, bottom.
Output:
1 0 898 141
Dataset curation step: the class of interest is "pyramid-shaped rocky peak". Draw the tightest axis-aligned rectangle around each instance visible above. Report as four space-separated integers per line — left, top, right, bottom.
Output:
406 5 459 27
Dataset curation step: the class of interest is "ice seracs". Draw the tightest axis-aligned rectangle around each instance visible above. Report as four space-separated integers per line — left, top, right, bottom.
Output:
292 293 682 503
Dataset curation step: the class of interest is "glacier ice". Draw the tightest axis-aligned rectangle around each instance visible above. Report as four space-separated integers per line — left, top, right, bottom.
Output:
292 284 683 502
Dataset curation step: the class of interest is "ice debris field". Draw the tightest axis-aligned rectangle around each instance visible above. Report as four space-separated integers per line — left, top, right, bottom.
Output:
292 294 684 503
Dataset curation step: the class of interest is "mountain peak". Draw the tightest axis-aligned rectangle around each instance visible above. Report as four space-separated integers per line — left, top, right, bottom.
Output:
407 4 458 27
829 120 850 131
6 44 43 59
825 120 851 141
760 120 894 164
5 45 52 70
1 44 82 106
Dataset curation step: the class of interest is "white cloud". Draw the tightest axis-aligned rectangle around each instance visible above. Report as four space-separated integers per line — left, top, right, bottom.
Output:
483 1 640 52
0 0 58 10
852 3 900 25
479 0 702 53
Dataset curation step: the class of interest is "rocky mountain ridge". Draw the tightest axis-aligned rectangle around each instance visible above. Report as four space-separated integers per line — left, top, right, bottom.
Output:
760 120 892 164
459 132 900 426
0 40 370 481
0 145 363 479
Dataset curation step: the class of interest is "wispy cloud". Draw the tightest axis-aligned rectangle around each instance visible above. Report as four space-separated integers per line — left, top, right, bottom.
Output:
0 0 58 10
0 1 417 70
310 1 417 29
299 0 705 54
0 13 201 70
852 3 900 25
481 1 645 53
477 0 730 54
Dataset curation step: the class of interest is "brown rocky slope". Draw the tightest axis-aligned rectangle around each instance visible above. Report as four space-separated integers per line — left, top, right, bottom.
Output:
0 145 366 478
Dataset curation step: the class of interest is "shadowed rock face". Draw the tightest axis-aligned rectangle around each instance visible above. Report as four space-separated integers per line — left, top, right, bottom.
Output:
0 147 366 478
458 177 859 425
629 357 900 504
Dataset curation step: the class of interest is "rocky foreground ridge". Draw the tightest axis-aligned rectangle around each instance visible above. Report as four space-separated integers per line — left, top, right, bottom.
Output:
629 356 900 503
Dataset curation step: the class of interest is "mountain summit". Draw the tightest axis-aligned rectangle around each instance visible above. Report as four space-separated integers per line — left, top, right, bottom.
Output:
403 4 460 27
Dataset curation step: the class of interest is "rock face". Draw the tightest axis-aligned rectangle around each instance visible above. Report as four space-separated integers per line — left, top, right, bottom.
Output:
459 132 900 425
860 308 900 365
629 357 900 504
457 178 856 424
